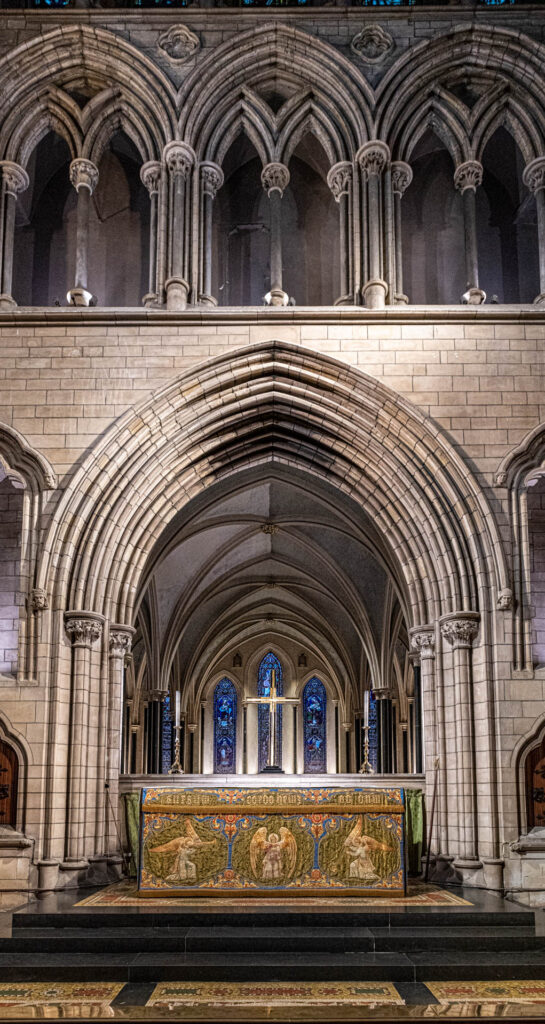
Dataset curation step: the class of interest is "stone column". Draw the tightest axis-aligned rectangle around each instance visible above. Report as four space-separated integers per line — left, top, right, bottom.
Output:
67 159 99 307
164 141 195 311
64 611 104 863
391 161 413 304
107 625 135 855
454 160 485 305
440 611 481 869
261 162 290 307
523 157 545 306
199 162 224 307
0 162 29 309
140 161 161 308
409 626 437 827
357 141 390 309
327 161 352 305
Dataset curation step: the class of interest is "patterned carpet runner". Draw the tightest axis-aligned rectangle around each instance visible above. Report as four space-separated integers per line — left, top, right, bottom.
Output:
76 879 471 907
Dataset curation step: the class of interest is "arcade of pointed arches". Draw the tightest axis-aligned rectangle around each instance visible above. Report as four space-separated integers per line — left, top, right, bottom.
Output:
0 23 544 310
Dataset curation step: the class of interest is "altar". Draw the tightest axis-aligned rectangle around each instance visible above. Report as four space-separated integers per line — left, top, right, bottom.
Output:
138 785 406 897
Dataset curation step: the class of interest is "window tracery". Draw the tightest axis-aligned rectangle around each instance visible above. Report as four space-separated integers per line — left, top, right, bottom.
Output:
214 677 237 773
303 677 327 773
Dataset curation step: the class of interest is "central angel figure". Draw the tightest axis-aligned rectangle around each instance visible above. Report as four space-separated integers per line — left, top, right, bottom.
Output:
250 826 297 881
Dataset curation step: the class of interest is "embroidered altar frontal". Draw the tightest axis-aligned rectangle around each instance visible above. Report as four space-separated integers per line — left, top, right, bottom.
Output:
138 787 406 897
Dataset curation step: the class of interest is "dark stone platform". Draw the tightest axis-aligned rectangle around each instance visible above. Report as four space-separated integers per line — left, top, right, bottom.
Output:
0 885 543 984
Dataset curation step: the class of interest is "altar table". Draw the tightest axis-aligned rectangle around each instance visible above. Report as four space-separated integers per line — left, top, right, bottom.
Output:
138 786 406 897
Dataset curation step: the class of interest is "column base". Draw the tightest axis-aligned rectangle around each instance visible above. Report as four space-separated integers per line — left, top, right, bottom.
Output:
466 287 486 305
394 293 409 305
66 287 94 307
333 294 354 306
534 292 545 307
452 857 483 886
36 859 60 899
265 287 289 307
59 858 89 890
0 293 16 309
87 855 109 886
142 292 159 308
165 277 189 311
433 854 456 885
198 293 218 308
481 857 504 891
362 278 388 309
106 855 125 882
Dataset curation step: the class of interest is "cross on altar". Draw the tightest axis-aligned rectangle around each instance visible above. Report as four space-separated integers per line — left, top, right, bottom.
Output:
245 669 300 773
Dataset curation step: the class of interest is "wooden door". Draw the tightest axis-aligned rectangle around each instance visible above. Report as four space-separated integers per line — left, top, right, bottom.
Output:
0 740 18 829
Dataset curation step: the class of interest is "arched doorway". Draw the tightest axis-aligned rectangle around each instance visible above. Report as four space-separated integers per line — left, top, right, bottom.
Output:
0 738 18 829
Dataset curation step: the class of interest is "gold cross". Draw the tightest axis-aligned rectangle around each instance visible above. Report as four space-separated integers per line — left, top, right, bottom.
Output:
245 669 299 771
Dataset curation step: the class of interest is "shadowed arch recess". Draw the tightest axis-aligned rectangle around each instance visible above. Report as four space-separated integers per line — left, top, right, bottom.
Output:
38 341 508 628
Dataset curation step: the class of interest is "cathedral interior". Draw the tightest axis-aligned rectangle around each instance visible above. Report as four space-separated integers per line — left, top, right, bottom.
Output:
1 0 545 1018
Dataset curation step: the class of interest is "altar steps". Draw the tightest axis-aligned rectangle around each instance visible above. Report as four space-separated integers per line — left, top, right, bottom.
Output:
3 898 545 983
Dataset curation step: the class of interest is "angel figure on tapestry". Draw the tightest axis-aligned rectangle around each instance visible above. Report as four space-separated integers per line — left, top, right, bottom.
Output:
250 826 297 881
151 820 216 882
344 818 392 882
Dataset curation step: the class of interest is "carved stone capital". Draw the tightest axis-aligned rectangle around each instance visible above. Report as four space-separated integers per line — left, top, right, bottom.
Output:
409 625 436 661
523 157 545 195
69 158 99 195
327 161 352 202
261 162 290 198
200 161 224 199
109 624 136 659
30 587 48 613
454 160 483 194
440 612 480 650
64 611 104 648
0 161 29 198
164 141 195 180
357 141 390 180
140 161 161 197
391 161 413 197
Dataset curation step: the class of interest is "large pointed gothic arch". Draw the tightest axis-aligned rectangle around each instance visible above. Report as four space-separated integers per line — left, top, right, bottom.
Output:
38 340 507 632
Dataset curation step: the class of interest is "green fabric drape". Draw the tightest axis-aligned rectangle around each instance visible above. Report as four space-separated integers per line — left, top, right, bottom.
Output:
405 788 425 875
124 792 140 878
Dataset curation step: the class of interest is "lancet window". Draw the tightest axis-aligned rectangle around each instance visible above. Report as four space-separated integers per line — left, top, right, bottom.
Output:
213 678 237 773
257 653 283 773
303 677 327 773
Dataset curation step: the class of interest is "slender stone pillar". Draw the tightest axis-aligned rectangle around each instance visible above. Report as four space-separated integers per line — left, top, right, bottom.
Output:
409 626 437 840
164 141 195 310
64 611 104 863
357 141 390 308
261 162 290 306
327 161 352 305
107 626 135 854
199 162 224 307
440 612 481 869
140 161 161 308
391 161 413 304
0 162 29 309
67 159 99 307
523 157 545 306
454 160 485 305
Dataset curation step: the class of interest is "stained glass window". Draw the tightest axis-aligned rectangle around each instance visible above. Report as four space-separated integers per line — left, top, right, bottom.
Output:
368 691 379 772
303 677 327 773
214 678 237 773
257 652 283 771
160 694 173 774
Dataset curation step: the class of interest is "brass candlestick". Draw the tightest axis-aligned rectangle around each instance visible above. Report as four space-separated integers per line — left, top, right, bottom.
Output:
168 726 184 774
359 726 375 774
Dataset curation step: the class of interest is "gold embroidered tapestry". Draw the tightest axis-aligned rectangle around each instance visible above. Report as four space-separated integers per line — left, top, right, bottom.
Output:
138 787 406 897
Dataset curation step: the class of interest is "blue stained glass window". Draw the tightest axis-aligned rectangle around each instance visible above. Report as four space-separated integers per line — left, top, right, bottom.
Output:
214 678 237 773
368 691 379 772
161 695 173 774
257 652 283 771
303 677 327 773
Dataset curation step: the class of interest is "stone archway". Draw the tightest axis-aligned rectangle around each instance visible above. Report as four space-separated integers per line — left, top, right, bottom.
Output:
35 341 508 884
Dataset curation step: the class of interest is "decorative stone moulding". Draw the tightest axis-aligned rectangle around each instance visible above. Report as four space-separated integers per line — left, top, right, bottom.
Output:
69 158 99 195
261 163 290 198
158 25 200 63
497 588 513 611
351 24 394 65
327 162 352 202
201 162 224 198
30 587 48 612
